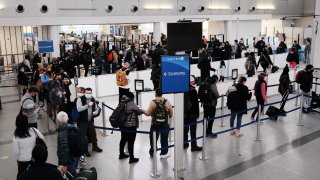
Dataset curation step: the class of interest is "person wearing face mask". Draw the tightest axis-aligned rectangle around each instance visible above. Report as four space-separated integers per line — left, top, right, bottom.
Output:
21 86 41 128
251 73 268 121
76 88 102 156
183 75 202 151
296 64 314 113
229 76 252 137
18 66 29 95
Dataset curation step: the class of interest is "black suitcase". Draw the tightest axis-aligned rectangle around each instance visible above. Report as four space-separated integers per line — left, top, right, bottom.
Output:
75 167 97 180
266 106 280 118
311 91 320 109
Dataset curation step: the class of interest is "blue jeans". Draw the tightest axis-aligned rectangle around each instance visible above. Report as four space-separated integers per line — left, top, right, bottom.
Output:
149 124 170 156
230 110 243 130
68 156 79 176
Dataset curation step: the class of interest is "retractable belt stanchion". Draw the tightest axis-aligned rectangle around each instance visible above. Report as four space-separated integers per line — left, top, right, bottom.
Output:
150 130 160 178
220 96 225 127
255 105 262 141
45 99 50 133
101 103 107 136
294 68 299 106
199 118 208 160
169 117 174 142
298 94 304 126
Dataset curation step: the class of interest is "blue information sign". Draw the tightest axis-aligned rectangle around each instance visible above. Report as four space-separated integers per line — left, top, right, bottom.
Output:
38 40 54 53
161 55 190 94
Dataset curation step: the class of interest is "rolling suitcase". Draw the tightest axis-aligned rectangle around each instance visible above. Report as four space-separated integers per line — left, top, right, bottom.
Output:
75 167 97 180
266 106 280 118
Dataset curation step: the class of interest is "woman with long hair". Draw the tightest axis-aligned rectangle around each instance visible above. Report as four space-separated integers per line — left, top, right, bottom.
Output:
12 114 44 179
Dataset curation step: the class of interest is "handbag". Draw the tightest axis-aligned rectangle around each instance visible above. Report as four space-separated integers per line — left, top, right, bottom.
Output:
32 128 46 147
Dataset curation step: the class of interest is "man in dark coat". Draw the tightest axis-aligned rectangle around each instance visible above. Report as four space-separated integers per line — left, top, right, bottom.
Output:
198 48 216 82
184 76 202 151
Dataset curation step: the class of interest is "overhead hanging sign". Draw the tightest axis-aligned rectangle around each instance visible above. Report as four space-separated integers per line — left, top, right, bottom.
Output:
38 40 54 53
161 55 190 94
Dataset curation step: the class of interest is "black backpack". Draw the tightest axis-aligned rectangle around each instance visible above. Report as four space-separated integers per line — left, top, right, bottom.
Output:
109 102 128 128
152 99 168 126
226 85 239 110
198 83 212 104
68 127 88 156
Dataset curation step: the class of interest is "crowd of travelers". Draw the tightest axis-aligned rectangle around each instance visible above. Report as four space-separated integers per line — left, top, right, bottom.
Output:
9 34 316 179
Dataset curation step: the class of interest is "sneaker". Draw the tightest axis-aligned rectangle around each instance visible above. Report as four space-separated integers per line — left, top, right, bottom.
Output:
119 154 130 159
85 152 91 157
235 131 243 137
92 146 103 152
183 144 189 149
230 130 236 136
160 153 171 159
129 158 139 164
191 146 203 152
302 108 309 114
207 132 218 138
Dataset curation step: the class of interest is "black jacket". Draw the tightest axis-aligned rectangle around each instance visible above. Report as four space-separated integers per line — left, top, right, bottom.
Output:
232 83 251 111
150 65 161 82
19 163 64 180
18 72 29 86
57 123 71 166
278 74 290 95
185 87 200 120
78 96 98 124
298 71 313 93
254 80 267 104
198 51 215 81
286 52 299 64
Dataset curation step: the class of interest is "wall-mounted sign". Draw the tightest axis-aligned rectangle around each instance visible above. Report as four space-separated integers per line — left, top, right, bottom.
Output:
38 40 54 53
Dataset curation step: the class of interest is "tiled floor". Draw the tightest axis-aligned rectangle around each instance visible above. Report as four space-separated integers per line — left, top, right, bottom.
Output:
0 92 320 180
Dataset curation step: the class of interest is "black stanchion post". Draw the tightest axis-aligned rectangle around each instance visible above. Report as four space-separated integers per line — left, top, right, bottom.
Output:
220 95 225 127
0 96 2 110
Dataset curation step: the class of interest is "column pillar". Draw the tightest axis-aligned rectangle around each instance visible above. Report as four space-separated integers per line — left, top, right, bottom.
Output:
49 26 60 58
153 22 161 45
310 0 320 68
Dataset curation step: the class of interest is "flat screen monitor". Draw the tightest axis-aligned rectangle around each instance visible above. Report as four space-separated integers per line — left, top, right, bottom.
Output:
167 22 203 52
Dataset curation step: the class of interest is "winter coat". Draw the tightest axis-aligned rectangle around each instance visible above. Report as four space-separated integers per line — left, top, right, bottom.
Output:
278 74 290 95
185 86 200 120
232 83 251 111
57 123 72 166
121 96 144 128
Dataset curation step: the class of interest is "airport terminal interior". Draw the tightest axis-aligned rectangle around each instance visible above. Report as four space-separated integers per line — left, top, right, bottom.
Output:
1 0 320 179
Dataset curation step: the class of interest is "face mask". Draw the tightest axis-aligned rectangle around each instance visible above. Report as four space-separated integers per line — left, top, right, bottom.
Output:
20 68 25 72
77 93 84 97
85 94 92 99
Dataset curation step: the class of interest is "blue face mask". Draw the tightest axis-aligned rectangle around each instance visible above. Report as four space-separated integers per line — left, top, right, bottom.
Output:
77 93 84 97
85 94 92 99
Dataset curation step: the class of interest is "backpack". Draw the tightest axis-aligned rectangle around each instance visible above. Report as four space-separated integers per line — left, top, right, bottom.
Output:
295 70 304 84
68 127 88 156
198 83 212 104
19 98 35 115
71 106 80 123
109 102 128 128
245 58 254 71
226 85 239 110
116 69 128 86
107 51 113 62
152 99 168 126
